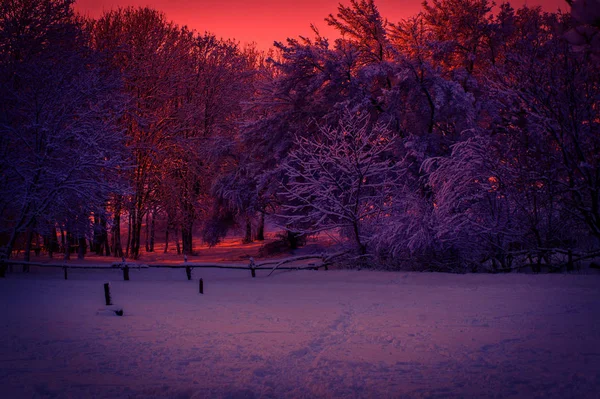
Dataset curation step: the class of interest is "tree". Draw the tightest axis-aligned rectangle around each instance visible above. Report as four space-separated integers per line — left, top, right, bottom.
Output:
92 8 197 258
420 0 495 78
280 109 400 255
0 0 127 259
490 8 600 240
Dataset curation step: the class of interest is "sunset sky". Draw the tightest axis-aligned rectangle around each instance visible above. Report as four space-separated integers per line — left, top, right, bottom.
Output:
75 0 569 50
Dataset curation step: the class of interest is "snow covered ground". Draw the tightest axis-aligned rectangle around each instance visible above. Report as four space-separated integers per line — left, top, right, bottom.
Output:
1 266 599 398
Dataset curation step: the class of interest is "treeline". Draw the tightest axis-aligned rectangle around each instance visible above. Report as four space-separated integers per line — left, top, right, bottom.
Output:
1 0 599 271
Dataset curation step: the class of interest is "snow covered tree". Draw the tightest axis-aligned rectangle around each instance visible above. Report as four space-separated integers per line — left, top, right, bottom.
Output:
422 135 521 271
92 8 199 257
0 0 127 259
420 0 495 78
489 8 600 241
280 109 400 255
567 0 600 61
326 0 391 64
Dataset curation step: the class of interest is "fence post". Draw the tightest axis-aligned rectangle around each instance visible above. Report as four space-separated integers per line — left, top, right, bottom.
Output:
249 257 256 278
104 283 112 306
185 256 192 280
63 266 68 280
199 278 203 294
120 257 129 281
0 259 6 278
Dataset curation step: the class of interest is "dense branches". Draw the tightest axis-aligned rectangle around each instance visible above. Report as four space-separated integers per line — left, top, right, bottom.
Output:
0 0 127 260
1 0 598 271
280 110 400 255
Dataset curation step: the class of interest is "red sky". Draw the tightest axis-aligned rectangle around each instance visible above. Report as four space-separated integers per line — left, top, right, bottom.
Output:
74 0 569 50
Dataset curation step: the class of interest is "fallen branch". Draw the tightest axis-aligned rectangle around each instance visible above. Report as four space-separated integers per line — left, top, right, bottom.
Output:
265 250 349 277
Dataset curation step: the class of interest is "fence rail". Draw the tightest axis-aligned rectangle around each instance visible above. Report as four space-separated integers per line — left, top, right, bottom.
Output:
0 253 345 280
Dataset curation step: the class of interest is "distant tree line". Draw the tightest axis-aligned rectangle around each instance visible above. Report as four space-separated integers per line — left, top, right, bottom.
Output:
1 0 599 271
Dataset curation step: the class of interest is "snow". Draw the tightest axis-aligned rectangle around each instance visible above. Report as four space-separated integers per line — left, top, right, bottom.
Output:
1 267 599 398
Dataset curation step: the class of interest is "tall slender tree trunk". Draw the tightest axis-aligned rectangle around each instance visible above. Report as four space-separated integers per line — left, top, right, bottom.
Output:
256 212 265 241
130 196 144 259
181 225 193 255
60 227 65 255
149 211 155 252
24 226 33 262
126 212 132 258
62 228 70 261
164 228 169 253
145 212 150 252
34 232 41 256
175 229 181 255
101 216 110 256
92 215 101 254
132 216 143 259
77 235 86 260
112 212 123 258
48 225 59 259
243 217 252 244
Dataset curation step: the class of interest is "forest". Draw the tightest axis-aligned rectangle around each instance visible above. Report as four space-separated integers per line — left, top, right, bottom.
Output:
1 0 599 272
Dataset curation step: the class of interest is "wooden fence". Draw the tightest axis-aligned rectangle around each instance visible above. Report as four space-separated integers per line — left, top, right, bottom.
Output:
0 252 348 280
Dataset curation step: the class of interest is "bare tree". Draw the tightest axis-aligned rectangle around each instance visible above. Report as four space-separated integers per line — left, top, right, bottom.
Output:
280 109 401 255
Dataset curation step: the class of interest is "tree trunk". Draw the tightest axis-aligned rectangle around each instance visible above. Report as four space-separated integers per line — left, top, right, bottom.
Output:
243 217 252 244
24 226 33 262
62 229 70 261
77 235 86 260
352 221 366 256
125 212 132 258
129 191 145 259
3 202 34 260
132 216 143 259
287 230 299 250
164 228 169 253
175 229 181 255
112 212 123 258
256 212 265 241
129 199 145 259
93 215 110 256
101 216 110 256
181 225 194 255
145 212 150 252
149 211 155 252
93 215 101 254
48 225 59 259
34 232 41 256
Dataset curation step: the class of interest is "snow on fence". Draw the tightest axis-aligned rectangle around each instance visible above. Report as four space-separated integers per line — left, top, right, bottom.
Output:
0 252 348 280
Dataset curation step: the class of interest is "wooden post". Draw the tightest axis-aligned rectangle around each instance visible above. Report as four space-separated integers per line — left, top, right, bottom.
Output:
185 256 191 280
104 283 112 306
199 278 203 294
63 267 68 280
123 265 129 281
0 260 6 278
249 257 256 278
